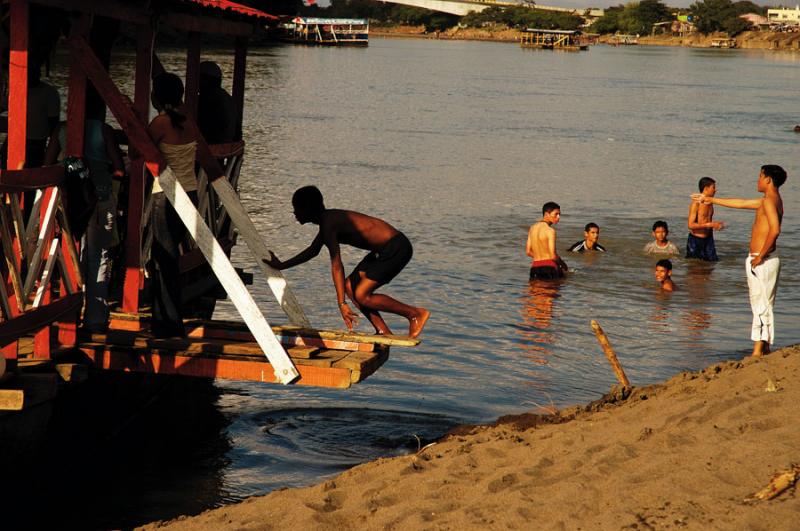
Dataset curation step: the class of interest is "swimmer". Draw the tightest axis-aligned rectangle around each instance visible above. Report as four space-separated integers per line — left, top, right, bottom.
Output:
568 222 606 253
527 202 568 280
643 220 679 255
686 177 725 261
655 259 676 292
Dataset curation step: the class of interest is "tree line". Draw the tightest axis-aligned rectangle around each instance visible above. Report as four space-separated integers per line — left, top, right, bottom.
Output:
241 0 769 36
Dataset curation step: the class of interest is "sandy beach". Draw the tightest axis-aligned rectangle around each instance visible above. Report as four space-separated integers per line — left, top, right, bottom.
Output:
142 346 799 530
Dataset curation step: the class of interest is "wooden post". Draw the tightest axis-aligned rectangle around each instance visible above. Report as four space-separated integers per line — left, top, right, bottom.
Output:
122 23 154 314
66 14 91 157
184 32 200 120
591 320 630 387
232 37 247 141
2 0 29 362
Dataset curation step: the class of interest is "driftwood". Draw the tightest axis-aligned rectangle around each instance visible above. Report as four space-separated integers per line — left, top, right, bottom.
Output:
745 465 800 502
591 320 631 387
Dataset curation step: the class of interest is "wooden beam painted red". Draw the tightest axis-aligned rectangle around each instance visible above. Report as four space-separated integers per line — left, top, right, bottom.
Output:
0 293 83 348
66 14 91 157
122 23 155 314
0 165 64 191
7 0 29 170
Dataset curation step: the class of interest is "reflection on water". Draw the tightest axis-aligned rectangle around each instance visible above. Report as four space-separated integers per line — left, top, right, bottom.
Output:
517 279 565 364
683 260 716 339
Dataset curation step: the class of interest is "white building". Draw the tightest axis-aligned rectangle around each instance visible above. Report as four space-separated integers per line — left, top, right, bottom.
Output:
767 6 800 24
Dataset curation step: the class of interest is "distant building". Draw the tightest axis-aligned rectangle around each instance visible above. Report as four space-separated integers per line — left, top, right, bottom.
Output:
767 6 800 24
740 13 769 27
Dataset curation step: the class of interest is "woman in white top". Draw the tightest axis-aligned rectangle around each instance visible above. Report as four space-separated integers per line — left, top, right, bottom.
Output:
146 73 198 338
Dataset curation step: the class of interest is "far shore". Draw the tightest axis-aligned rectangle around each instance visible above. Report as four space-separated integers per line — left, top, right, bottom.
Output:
371 25 800 52
141 345 800 530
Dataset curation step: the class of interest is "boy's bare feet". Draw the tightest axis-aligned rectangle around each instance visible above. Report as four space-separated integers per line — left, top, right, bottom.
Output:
752 340 770 357
408 308 430 339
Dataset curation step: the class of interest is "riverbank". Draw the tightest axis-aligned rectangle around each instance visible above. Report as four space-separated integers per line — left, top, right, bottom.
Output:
141 346 800 530
372 26 800 51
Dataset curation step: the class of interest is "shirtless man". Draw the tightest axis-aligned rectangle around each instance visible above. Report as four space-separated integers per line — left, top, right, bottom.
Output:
686 177 725 261
264 186 430 338
654 259 676 292
692 165 786 357
526 202 568 280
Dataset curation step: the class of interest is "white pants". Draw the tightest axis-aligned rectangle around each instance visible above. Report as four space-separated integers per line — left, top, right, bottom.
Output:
746 254 780 344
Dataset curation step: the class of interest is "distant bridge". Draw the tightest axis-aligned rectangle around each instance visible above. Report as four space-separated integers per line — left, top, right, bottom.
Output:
379 0 605 18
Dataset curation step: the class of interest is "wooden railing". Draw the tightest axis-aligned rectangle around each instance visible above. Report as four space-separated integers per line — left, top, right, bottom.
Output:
0 165 83 361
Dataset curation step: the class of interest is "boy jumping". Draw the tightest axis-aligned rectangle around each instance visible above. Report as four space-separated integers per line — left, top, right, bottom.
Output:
264 186 430 338
686 177 725 261
691 165 785 357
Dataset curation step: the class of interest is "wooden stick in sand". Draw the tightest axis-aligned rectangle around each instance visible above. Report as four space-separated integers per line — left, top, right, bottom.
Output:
591 320 631 387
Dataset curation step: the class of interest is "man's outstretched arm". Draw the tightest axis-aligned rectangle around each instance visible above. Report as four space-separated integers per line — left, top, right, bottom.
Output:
692 194 762 210
264 232 323 270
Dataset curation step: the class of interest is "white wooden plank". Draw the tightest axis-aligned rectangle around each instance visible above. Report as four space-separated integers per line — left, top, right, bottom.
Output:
0 202 26 312
55 204 83 288
23 188 59 298
22 189 43 260
33 238 60 308
159 167 299 384
211 177 311 327
0 256 13 319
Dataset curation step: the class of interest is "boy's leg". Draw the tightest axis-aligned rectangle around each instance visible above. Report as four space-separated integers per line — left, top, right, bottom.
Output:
346 273 392 335
352 276 429 338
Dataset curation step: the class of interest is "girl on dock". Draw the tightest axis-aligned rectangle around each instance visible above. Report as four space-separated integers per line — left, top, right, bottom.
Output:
146 73 199 338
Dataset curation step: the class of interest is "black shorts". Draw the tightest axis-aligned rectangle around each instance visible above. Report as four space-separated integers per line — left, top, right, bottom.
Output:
529 265 565 280
349 232 413 289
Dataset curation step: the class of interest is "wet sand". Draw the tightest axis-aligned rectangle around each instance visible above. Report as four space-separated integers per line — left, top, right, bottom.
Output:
141 346 800 530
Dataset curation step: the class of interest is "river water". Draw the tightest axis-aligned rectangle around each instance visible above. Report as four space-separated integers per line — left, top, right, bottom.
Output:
43 40 800 527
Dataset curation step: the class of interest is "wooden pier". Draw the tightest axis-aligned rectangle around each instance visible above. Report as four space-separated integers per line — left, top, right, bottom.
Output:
520 29 589 51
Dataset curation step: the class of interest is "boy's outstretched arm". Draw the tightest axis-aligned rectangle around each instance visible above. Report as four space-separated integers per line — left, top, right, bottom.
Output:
263 232 323 270
692 194 761 210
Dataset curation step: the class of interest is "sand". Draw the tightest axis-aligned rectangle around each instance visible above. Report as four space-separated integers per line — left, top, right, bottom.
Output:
142 346 800 530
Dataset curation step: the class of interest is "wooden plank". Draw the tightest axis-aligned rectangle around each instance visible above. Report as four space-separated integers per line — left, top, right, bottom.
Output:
0 203 26 313
78 346 353 389
211 178 311 327
0 389 24 410
0 166 65 191
55 363 88 383
66 14 90 157
274 325 420 347
22 188 59 298
349 347 390 384
7 0 28 170
186 321 374 352
0 293 83 348
281 349 350 369
32 237 60 307
158 166 299 384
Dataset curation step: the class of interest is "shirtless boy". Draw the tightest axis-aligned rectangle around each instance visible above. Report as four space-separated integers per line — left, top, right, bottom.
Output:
686 177 725 261
264 186 430 338
527 202 568 280
654 259 676 292
691 165 786 357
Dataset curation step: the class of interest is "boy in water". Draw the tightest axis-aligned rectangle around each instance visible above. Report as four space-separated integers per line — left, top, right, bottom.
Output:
686 177 725 261
568 222 606 253
527 202 568 280
264 186 430 338
654 259 676 292
692 165 785 357
644 220 679 255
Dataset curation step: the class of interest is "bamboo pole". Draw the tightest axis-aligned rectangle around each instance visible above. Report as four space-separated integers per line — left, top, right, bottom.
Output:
591 320 630 387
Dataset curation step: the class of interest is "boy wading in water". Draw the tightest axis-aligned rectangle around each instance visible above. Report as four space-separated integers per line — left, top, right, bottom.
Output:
527 202 568 280
692 165 786 357
686 177 725 261
654 259 676 292
264 186 430 338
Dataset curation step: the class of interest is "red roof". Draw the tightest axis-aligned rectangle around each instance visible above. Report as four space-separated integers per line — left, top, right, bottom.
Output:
183 0 278 21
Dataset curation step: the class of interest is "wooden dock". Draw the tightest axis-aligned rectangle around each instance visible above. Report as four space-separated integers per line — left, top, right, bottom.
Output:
72 317 418 389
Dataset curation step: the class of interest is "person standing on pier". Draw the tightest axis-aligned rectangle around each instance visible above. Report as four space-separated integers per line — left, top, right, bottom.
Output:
691 165 785 357
264 186 430 338
527 202 568 280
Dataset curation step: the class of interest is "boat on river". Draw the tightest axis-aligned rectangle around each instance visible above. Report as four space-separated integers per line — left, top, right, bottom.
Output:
276 17 369 46
1 0 412 466
520 29 589 51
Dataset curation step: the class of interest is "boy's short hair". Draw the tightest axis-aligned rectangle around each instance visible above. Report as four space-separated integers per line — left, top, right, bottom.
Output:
656 259 673 270
292 185 325 212
698 177 715 192
761 165 787 188
584 222 599 232
542 202 560 215
652 220 668 232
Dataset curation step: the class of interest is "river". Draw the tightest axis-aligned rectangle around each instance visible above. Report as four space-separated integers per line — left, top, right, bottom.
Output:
43 39 800 527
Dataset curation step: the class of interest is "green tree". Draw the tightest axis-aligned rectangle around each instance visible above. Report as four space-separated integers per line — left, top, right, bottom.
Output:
590 6 624 34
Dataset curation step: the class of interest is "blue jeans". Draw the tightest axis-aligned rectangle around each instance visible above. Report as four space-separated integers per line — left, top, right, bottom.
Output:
83 198 115 329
